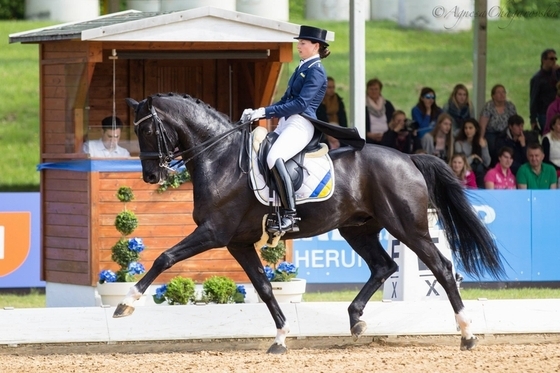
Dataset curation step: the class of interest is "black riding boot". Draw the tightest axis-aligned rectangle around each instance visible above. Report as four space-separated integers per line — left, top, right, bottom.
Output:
267 159 299 233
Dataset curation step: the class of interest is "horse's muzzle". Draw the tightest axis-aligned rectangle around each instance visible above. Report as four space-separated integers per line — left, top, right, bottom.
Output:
144 172 162 184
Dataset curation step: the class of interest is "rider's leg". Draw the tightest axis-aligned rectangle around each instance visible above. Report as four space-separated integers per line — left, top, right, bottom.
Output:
266 115 314 233
268 158 299 232
266 115 315 169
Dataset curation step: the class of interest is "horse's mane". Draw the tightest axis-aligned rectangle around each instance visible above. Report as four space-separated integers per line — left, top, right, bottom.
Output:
152 92 232 124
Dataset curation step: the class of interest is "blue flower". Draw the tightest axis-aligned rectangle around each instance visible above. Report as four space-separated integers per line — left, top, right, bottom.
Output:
264 265 275 281
99 269 117 283
127 261 145 275
277 261 297 274
236 285 246 297
155 284 167 299
128 237 145 253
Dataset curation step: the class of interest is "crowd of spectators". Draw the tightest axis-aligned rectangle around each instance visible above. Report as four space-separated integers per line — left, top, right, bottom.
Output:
322 48 560 190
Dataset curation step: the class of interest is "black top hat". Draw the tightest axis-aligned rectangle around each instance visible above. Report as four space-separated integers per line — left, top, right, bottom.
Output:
294 25 329 46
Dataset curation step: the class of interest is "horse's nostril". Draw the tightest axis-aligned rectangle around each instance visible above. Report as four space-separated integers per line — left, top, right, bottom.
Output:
147 174 157 183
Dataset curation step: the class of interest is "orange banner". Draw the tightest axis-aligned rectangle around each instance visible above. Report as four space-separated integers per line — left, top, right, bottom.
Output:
0 212 31 277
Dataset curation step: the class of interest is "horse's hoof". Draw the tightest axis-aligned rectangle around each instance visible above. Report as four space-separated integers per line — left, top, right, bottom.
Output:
266 343 288 354
113 303 135 318
460 336 478 351
351 320 368 342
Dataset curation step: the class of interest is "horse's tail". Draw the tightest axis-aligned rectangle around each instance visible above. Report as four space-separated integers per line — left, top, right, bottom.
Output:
410 154 505 279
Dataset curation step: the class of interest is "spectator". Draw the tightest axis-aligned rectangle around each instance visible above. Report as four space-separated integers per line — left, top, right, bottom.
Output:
449 153 477 189
454 118 490 188
380 110 421 154
543 81 560 135
530 49 560 135
421 113 454 162
517 143 557 189
411 87 442 139
365 78 394 144
442 83 475 136
83 116 130 158
316 76 348 149
479 84 517 163
542 114 560 180
484 146 517 189
493 114 527 175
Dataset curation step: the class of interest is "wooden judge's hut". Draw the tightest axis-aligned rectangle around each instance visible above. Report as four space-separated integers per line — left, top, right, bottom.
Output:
9 7 333 307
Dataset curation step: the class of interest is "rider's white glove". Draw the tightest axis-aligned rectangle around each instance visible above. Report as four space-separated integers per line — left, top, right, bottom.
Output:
250 107 266 122
241 107 265 122
241 108 254 122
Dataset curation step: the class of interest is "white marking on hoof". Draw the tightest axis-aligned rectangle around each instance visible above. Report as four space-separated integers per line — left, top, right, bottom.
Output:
273 322 290 347
121 285 142 307
455 309 474 340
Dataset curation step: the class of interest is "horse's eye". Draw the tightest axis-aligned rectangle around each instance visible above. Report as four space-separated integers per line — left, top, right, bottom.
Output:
143 127 154 136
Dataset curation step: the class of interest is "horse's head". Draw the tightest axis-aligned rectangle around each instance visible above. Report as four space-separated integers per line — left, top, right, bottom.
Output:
126 96 179 184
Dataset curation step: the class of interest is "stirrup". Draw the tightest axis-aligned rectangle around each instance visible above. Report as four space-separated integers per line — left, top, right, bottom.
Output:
267 214 300 233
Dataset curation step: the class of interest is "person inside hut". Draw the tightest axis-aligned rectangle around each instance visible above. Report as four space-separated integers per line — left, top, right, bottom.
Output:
83 116 130 158
241 25 331 233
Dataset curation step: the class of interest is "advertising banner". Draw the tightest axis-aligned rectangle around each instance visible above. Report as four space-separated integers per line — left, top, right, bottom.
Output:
0 193 44 288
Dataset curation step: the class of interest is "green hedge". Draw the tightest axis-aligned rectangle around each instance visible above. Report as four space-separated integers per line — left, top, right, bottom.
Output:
0 0 24 20
506 0 560 18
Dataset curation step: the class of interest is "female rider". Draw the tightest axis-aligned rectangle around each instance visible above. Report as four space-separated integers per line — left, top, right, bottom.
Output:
243 25 331 233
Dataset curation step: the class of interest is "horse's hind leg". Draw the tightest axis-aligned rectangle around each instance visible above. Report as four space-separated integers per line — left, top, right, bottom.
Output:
226 243 289 354
338 225 398 341
399 234 477 350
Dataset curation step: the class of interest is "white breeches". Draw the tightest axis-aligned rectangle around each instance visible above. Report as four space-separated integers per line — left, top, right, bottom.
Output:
266 114 315 169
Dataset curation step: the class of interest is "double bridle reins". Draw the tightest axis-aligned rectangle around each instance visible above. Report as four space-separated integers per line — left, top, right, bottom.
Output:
133 104 252 171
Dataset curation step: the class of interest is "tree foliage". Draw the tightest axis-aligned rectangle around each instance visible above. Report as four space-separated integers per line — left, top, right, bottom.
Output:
0 0 25 20
506 0 560 18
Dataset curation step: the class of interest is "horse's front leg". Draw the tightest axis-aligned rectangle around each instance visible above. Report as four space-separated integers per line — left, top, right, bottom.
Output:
113 224 227 317
227 243 289 354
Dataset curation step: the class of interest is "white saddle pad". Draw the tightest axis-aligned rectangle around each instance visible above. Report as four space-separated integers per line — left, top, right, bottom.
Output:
249 127 335 206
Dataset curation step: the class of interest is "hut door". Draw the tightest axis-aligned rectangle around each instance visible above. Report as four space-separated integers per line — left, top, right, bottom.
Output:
144 59 217 107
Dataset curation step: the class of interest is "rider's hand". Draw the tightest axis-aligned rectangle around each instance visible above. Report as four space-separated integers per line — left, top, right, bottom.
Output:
250 107 266 121
241 108 253 122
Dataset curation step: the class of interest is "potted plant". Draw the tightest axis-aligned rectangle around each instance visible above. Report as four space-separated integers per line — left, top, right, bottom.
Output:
153 276 196 305
97 186 146 306
260 241 306 303
153 275 247 304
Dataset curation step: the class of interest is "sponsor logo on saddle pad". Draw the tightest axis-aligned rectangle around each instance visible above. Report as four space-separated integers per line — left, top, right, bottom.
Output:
249 127 335 206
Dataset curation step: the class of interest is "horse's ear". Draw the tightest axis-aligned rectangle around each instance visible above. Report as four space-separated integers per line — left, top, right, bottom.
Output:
147 96 153 109
125 98 138 110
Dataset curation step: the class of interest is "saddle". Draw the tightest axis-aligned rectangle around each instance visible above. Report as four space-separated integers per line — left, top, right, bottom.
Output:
256 129 327 191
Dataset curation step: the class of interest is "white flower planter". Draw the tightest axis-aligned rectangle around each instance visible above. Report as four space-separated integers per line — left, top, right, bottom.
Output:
259 278 307 303
97 282 147 307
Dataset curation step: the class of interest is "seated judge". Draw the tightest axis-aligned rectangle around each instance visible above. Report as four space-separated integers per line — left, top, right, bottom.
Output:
83 116 130 158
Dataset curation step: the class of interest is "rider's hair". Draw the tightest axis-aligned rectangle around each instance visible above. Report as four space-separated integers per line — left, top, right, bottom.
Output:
319 44 330 59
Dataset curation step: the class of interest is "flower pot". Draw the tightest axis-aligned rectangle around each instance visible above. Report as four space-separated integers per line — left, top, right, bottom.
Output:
97 282 147 307
259 278 306 303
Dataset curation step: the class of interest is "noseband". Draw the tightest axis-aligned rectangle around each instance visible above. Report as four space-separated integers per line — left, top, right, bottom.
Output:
134 103 252 171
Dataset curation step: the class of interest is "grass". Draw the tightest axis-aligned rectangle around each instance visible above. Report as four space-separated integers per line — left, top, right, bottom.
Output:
0 21 54 191
0 289 45 308
1 287 559 308
303 287 560 302
1 17 559 190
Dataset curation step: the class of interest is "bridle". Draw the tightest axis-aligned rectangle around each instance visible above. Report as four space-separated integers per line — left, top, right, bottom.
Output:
133 103 252 171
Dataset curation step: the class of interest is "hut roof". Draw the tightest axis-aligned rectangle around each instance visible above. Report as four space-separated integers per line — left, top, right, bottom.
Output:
10 7 334 44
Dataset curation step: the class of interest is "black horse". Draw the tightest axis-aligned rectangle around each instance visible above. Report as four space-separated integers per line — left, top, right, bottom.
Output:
119 93 504 353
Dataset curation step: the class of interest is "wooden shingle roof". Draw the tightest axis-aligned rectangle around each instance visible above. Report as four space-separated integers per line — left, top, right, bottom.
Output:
9 7 333 44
